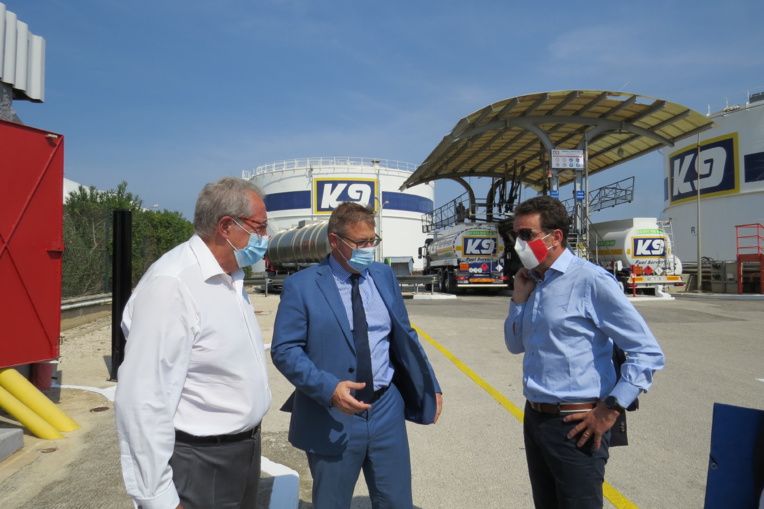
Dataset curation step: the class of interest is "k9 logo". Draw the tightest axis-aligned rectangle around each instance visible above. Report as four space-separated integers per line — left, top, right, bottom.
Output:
314 179 376 213
633 237 666 257
669 136 736 204
463 237 496 256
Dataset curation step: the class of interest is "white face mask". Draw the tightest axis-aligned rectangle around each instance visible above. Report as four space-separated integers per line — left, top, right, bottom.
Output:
514 233 552 270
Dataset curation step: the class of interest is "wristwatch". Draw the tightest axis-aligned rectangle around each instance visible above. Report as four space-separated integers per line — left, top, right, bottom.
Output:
604 395 626 414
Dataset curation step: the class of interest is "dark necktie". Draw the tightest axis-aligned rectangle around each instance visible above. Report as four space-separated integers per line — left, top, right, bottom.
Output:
350 274 374 403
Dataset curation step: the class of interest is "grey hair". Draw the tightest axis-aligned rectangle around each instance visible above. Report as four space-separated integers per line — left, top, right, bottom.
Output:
194 177 265 240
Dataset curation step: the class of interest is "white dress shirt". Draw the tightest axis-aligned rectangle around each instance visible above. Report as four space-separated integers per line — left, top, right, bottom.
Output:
115 234 271 509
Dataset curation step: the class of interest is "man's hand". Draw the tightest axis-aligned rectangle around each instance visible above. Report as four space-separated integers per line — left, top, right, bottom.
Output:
433 393 443 424
511 268 536 304
331 381 372 415
563 402 620 451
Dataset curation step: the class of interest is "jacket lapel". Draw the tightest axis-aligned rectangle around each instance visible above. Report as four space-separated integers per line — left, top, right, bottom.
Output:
315 259 355 351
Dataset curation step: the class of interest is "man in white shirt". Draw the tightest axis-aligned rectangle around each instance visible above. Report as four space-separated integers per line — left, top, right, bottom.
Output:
115 177 272 509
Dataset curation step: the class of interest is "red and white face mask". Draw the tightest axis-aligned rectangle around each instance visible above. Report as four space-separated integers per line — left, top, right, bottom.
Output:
514 233 552 270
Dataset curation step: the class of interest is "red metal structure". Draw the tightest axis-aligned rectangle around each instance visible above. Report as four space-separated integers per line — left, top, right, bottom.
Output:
0 120 65 368
735 223 764 294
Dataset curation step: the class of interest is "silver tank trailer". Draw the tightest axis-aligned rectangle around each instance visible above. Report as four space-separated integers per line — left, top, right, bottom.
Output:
266 221 331 270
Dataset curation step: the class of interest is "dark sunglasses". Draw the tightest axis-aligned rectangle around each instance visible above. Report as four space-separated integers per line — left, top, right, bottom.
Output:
515 228 551 242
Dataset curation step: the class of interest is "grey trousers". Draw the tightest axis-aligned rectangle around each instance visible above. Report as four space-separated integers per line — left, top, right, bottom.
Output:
170 429 262 509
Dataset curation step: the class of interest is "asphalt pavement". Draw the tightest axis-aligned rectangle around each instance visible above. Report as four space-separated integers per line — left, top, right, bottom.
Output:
0 289 763 508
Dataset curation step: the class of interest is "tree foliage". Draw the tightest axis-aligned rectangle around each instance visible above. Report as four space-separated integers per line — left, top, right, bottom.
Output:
62 181 194 298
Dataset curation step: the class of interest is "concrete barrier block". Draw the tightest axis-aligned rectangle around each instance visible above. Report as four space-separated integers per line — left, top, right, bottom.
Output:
0 428 24 462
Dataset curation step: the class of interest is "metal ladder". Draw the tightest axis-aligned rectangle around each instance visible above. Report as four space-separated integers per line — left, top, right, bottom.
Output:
657 219 675 273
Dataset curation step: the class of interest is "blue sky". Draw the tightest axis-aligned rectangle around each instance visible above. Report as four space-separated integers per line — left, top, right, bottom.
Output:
9 0 764 222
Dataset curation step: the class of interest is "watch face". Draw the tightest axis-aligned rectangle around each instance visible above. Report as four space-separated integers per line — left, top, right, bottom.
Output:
606 396 623 411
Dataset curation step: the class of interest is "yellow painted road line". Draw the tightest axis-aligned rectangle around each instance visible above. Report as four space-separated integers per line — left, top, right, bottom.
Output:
413 324 639 509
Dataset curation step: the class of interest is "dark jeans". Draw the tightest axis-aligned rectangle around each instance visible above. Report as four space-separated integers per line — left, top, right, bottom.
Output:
523 401 610 509
170 429 262 509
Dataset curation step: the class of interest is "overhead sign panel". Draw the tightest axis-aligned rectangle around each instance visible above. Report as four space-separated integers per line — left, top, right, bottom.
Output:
551 149 584 170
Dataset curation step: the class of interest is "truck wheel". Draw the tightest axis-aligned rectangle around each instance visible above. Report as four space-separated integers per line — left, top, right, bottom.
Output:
446 273 461 294
439 272 448 293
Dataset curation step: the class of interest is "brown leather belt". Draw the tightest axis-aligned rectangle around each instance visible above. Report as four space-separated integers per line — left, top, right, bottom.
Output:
175 424 260 445
528 401 596 414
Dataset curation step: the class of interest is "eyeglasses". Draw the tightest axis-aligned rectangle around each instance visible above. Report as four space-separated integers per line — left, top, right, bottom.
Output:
236 217 268 235
515 228 551 242
338 234 382 249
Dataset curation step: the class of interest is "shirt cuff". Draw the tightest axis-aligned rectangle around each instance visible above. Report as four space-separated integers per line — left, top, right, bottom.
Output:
509 301 524 319
609 380 641 409
134 484 180 509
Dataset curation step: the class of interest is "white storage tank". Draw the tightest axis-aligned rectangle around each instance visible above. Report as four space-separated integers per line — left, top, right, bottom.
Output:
662 92 764 262
242 157 435 269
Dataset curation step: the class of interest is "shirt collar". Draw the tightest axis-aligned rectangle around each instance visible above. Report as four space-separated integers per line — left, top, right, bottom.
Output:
530 248 574 280
189 234 243 282
329 253 367 282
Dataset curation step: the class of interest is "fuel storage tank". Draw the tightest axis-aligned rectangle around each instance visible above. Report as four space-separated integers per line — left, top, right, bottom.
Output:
662 91 764 262
243 157 435 269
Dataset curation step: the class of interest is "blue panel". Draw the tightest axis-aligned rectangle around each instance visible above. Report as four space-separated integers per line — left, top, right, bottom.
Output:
264 191 311 212
382 192 433 214
263 189 432 214
744 152 764 182
704 403 764 509
668 135 737 204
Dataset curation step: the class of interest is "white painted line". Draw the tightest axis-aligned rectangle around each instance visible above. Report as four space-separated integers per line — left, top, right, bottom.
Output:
261 456 299 509
54 384 117 402
757 379 764 383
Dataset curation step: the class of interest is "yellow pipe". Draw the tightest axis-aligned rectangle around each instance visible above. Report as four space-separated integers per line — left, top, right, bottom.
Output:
0 368 80 432
0 385 64 440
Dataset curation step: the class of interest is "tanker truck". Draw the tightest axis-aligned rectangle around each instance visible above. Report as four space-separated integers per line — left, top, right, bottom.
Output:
265 221 331 281
589 217 683 294
418 222 508 293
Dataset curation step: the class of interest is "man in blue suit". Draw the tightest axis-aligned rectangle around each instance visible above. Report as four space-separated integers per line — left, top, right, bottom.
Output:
271 201 443 509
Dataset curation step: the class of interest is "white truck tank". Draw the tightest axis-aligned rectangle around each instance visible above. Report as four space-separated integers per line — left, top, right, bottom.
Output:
590 217 682 290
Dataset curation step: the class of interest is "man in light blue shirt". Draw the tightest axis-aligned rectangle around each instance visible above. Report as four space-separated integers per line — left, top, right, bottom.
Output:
505 196 664 509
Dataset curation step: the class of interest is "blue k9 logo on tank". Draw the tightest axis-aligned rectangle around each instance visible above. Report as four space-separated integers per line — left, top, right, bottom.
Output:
314 179 377 214
463 237 496 257
632 237 666 258
668 135 738 204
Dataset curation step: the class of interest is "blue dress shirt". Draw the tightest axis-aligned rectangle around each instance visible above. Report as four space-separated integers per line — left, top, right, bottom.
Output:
329 255 394 391
504 249 665 407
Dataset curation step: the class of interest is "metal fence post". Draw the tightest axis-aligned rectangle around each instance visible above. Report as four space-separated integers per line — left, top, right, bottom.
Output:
110 209 132 381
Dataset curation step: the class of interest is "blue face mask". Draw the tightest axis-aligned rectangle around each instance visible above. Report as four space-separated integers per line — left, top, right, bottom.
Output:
228 220 269 268
347 246 376 272
338 235 376 272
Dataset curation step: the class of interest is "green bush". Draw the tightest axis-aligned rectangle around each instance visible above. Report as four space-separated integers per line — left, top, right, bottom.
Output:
62 181 194 298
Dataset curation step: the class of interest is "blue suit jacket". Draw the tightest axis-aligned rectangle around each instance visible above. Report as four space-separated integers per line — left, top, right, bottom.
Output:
271 256 441 456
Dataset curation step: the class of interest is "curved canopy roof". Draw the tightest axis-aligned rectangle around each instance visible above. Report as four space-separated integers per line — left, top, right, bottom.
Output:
401 90 715 192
